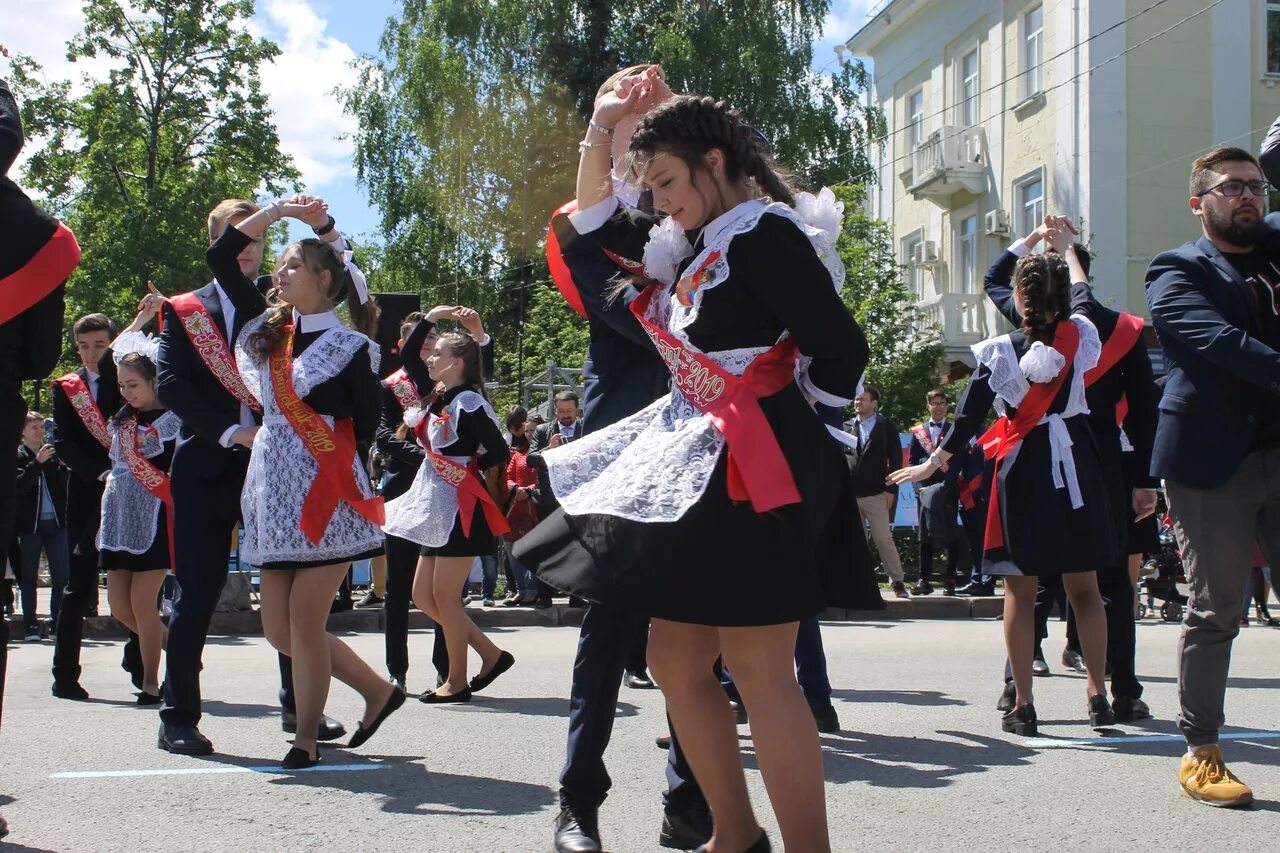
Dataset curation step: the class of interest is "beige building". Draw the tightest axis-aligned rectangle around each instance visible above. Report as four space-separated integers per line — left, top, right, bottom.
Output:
845 0 1280 375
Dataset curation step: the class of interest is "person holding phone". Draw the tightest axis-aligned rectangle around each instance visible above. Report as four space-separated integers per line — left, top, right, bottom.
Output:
15 411 70 641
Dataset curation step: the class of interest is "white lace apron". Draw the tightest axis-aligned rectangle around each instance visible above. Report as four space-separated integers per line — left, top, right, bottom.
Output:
234 316 384 565
383 390 501 547
97 410 180 553
546 196 848 523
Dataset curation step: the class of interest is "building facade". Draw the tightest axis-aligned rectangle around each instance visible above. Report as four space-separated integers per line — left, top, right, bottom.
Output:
846 0 1280 375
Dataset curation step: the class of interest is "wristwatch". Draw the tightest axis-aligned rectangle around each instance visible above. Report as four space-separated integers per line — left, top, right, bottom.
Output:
928 450 944 469
312 215 336 237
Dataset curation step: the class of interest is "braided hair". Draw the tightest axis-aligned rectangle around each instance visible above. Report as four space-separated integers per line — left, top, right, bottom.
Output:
1013 253 1071 345
628 95 796 213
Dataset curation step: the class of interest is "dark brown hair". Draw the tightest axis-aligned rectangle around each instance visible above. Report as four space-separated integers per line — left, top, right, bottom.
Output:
438 332 486 398
115 352 159 423
505 405 528 432
399 311 426 341
926 388 948 404
629 95 796 211
73 313 118 341
247 239 381 358
860 384 880 403
1190 147 1261 196
1014 253 1071 345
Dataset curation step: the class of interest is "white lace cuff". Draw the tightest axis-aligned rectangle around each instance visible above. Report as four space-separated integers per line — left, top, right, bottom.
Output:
567 196 620 235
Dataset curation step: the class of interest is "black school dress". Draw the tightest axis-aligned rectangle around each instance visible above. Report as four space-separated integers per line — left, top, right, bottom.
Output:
99 406 177 572
939 318 1121 576
516 196 870 626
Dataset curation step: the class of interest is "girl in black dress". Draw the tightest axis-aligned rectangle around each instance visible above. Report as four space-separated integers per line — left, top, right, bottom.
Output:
891 248 1117 737
99 289 169 704
517 93 868 853
383 322 513 703
209 196 403 768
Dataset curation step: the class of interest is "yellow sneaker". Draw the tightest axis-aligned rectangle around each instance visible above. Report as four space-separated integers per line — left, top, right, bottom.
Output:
1179 746 1254 807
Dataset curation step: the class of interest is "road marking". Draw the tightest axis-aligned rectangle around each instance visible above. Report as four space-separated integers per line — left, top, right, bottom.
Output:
1025 731 1280 748
52 763 388 779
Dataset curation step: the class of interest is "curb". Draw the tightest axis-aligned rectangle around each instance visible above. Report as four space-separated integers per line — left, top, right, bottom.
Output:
5 595 1004 639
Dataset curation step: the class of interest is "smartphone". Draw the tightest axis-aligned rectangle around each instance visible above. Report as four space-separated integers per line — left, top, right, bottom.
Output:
43 417 56 448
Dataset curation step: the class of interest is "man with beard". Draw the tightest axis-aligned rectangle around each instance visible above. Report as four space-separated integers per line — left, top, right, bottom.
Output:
1146 147 1280 808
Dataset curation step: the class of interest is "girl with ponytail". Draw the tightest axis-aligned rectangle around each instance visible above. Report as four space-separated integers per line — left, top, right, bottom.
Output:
206 195 402 769
517 90 871 852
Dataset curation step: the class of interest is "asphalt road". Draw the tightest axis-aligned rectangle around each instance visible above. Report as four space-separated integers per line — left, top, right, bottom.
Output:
2 618 1278 851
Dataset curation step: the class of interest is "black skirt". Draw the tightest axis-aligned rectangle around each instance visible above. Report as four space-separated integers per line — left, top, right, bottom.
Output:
420 511 497 558
516 385 881 626
260 546 383 571
101 506 170 573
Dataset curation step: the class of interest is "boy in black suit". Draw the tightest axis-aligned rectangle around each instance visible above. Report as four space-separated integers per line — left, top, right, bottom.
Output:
906 389 964 595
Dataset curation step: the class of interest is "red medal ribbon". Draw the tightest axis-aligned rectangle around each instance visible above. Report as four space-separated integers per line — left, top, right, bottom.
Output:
1083 311 1144 427
977 321 1081 550
629 285 802 513
547 199 649 319
269 325 384 545
52 372 112 450
168 292 262 412
0 222 81 325
413 414 511 538
383 368 423 412
118 414 176 569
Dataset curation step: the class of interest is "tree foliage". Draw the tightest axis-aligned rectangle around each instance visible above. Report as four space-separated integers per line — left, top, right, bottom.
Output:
10 0 297 339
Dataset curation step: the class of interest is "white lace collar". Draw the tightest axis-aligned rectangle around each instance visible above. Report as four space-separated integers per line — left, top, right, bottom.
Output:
293 309 341 334
698 199 769 249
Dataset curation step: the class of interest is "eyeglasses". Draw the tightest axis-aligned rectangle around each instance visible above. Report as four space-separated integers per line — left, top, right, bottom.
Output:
1198 179 1271 198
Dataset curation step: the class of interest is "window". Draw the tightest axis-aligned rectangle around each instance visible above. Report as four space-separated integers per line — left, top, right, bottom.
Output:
958 214 979 293
903 233 925 297
1015 172 1045 239
960 49 980 127
1268 1 1280 75
907 89 925 150
1023 5 1044 98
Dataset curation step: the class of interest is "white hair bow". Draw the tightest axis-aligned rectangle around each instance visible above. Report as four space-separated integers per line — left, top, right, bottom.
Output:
330 240 369 304
111 331 161 365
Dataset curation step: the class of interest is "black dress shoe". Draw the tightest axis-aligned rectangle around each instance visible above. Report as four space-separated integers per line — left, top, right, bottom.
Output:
534 597 554 610
136 690 163 706
1112 696 1152 722
158 722 214 755
812 704 840 733
122 644 144 690
469 650 515 693
942 582 957 596
694 830 770 853
554 804 601 853
910 582 933 596
52 681 89 701
1001 703 1038 737
348 686 407 748
659 798 713 850
624 670 656 689
390 675 407 693
1062 647 1087 673
956 581 994 596
1031 656 1051 677
1088 694 1117 729
281 746 321 770
420 686 473 704
996 680 1017 713
281 711 347 741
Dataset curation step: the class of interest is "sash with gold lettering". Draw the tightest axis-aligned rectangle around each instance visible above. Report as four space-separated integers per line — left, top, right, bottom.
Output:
52 372 111 450
383 368 423 413
269 325 385 545
118 414 176 568
413 410 511 538
629 284 802 513
168 291 262 412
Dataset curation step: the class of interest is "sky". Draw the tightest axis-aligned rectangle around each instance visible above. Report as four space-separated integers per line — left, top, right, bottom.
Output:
3 0 876 246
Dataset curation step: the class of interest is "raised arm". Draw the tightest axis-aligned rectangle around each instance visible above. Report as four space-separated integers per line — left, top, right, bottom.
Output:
399 317 433 396
889 368 997 486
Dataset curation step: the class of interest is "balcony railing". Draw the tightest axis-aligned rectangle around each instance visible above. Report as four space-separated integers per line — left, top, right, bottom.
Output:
919 292 988 356
906 125 988 203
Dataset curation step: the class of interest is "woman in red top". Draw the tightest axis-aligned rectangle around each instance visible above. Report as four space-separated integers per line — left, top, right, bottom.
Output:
502 406 541 605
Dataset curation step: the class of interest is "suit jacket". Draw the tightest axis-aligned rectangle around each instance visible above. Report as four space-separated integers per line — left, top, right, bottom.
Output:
374 381 424 502
984 248 1160 489
51 363 120 488
907 419 953 488
156 277 268 483
849 414 901 499
528 418 582 517
15 443 68 532
1144 227 1280 487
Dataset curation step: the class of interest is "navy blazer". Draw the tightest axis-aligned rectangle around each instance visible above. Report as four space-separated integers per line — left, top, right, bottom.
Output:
1144 224 1280 488
156 277 268 483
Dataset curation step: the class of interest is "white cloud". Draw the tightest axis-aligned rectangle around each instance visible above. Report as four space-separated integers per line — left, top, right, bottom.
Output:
817 0 879 65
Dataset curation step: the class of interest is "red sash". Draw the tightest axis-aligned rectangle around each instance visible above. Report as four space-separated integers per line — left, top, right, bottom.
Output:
418 437 512 539
977 321 1081 550
168 292 262 412
0 222 81 325
269 326 384 545
1083 312 1144 426
383 368 423 412
118 414 176 569
629 285 802 512
52 373 111 450
547 199 649 319
957 470 984 510
909 423 950 472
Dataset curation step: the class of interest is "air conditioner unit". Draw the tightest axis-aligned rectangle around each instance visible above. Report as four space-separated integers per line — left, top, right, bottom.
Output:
985 209 1010 237
911 240 940 266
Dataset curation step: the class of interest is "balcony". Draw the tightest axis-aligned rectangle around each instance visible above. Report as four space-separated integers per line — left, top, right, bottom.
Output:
905 125 988 205
919 292 989 363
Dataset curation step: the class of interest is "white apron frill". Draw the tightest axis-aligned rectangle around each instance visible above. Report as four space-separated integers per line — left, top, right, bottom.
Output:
97 410 180 554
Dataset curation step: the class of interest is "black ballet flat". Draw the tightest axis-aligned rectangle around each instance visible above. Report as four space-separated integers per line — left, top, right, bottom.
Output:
136 690 163 706
281 747 321 770
694 830 771 852
468 650 515 694
347 686 406 749
419 686 473 704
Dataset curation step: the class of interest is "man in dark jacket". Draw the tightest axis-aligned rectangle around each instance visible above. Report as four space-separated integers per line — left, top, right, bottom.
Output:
848 385 906 598
15 412 69 640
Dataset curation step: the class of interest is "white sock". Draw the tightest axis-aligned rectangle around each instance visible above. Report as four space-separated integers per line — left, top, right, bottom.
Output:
1187 744 1216 758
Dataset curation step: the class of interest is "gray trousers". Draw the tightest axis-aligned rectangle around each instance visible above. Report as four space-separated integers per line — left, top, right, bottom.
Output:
1168 447 1280 747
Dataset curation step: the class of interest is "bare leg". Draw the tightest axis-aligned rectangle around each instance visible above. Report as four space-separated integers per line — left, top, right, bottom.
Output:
259 571 295 656
431 556 500 694
1063 571 1109 699
106 572 137 635
1003 575 1039 708
326 635 397 728
649 619 759 852
129 570 168 694
286 563 350 757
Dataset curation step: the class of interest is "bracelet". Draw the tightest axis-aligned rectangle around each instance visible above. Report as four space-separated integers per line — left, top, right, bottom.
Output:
312 215 336 236
928 450 944 468
578 139 612 152
588 118 614 136
266 200 283 223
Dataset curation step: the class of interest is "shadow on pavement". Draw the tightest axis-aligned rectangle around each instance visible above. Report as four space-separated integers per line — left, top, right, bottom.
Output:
1135 674 1280 690
830 689 967 707
0 796 61 853
456 696 640 719
200 699 280 720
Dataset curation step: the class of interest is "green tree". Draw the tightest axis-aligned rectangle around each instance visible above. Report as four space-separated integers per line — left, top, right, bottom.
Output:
831 184 943 428
10 0 297 339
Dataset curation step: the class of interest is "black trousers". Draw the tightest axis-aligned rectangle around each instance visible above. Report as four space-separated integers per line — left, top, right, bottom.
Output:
383 533 448 684
51 478 104 685
560 603 702 811
160 457 295 727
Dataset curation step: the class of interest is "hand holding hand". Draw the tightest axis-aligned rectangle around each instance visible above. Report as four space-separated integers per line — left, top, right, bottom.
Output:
425 305 456 323
284 194 332 228
452 306 485 339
